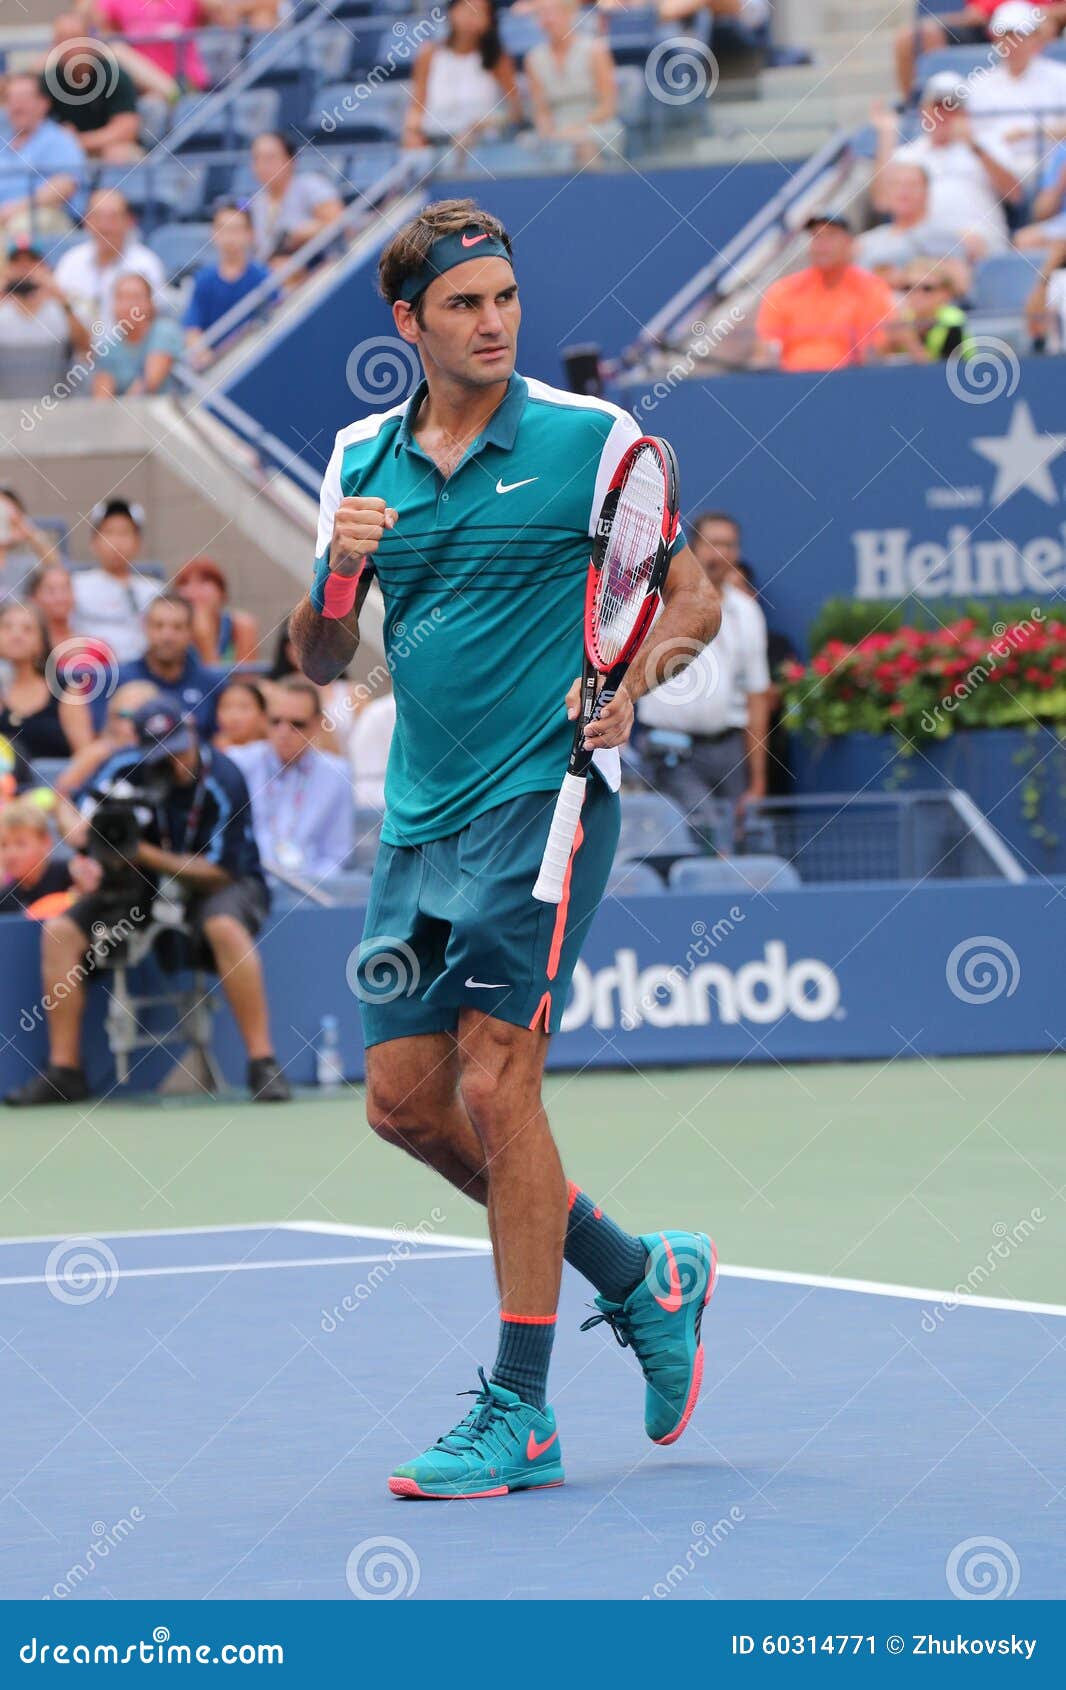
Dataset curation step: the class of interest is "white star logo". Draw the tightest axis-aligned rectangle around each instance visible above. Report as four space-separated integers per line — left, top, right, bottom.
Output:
971 400 1066 507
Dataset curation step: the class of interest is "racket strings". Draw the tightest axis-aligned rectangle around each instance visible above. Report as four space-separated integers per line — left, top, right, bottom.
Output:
594 448 665 667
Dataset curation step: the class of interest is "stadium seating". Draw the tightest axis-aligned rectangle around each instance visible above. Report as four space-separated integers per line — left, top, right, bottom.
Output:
605 860 666 897
972 253 1045 315
615 793 702 867
146 222 216 282
668 855 802 894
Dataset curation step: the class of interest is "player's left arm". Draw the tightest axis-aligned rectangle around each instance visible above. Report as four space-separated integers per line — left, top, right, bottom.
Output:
580 545 721 750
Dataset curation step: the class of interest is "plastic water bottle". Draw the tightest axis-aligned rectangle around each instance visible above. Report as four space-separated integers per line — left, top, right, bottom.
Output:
316 1015 345 1089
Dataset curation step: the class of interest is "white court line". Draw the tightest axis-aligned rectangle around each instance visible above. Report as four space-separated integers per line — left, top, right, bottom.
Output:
279 1219 493 1253
286 1222 1066 1319
717 1262 1066 1320
3 1219 1062 1318
0 1248 487 1290
0 1221 291 1248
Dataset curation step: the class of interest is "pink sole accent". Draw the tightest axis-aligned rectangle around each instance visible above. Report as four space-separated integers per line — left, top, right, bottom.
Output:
388 1476 564 1500
706 1238 718 1305
388 1477 507 1499
653 1235 717 1447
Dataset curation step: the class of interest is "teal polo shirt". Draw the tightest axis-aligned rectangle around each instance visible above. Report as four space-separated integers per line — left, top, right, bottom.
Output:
312 373 646 846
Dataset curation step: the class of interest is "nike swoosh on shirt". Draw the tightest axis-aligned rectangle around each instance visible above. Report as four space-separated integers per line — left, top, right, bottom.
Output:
526 1428 559 1461
465 977 509 990
496 477 538 494
653 1236 684 1314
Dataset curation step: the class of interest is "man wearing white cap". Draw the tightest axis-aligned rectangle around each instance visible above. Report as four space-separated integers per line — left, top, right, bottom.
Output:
893 0 1065 101
967 5 1066 180
872 78 1022 253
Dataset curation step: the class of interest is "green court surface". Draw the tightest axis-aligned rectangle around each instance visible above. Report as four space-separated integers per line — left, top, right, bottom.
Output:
2 1054 1063 1304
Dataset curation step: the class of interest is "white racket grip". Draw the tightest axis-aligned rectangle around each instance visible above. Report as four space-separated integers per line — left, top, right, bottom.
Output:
533 774 588 903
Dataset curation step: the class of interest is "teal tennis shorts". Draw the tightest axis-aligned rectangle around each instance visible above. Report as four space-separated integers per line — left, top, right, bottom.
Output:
355 780 620 1048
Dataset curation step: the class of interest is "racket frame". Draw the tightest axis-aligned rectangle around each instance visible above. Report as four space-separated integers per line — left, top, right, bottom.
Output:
532 435 680 904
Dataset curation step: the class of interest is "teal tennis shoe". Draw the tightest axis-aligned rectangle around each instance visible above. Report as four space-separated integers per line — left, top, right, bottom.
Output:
581 1230 717 1444
388 1369 565 1499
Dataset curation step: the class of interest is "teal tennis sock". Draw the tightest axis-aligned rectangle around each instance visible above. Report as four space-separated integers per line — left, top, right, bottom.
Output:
565 1183 649 1303
491 1313 556 1409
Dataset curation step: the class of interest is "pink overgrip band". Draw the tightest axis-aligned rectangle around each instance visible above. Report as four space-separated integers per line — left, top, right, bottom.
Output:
321 560 365 619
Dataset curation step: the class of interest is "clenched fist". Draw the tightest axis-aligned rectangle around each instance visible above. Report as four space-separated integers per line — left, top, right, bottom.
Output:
330 496 398 577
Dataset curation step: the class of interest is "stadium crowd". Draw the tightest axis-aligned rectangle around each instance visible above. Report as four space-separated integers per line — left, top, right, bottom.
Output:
0 476 410 1104
3 0 1066 394
0 464 779 1102
1 0 1062 1099
753 2 1066 368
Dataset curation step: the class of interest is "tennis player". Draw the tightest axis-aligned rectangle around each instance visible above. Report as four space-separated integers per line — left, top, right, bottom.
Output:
291 199 721 1500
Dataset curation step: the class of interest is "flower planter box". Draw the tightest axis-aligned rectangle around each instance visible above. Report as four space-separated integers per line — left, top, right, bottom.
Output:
791 727 1066 877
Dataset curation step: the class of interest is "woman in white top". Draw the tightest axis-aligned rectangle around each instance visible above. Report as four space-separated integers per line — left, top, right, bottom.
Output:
526 0 624 166
247 131 344 265
404 0 521 150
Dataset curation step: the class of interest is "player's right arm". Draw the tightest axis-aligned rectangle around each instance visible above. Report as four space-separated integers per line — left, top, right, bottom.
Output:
290 433 397 684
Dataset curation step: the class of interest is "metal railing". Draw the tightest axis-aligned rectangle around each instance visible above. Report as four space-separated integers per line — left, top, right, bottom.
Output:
736 791 1027 884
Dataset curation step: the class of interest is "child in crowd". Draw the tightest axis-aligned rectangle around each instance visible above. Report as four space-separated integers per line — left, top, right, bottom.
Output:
214 677 269 750
888 261 974 361
0 795 81 915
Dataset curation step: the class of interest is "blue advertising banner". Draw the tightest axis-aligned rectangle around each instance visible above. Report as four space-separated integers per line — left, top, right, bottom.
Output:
1 879 1062 1095
627 358 1066 652
227 163 791 479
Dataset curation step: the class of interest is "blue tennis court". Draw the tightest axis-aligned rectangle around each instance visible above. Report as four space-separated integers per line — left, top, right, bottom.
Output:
1 1223 1062 1602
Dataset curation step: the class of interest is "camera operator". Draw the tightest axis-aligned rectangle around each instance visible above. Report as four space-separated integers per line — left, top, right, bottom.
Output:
5 694 292 1106
0 237 89 402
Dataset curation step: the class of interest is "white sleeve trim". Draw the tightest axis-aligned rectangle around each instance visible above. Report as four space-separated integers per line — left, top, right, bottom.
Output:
586 410 643 539
315 433 344 562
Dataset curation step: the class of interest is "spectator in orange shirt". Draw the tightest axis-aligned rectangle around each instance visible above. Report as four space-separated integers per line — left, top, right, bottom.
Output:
754 214 897 373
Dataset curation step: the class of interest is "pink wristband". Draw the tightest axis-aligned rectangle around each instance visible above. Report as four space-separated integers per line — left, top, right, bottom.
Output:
322 561 364 620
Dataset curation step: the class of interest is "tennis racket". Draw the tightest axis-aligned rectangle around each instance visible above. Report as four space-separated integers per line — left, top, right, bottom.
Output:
533 434 680 904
